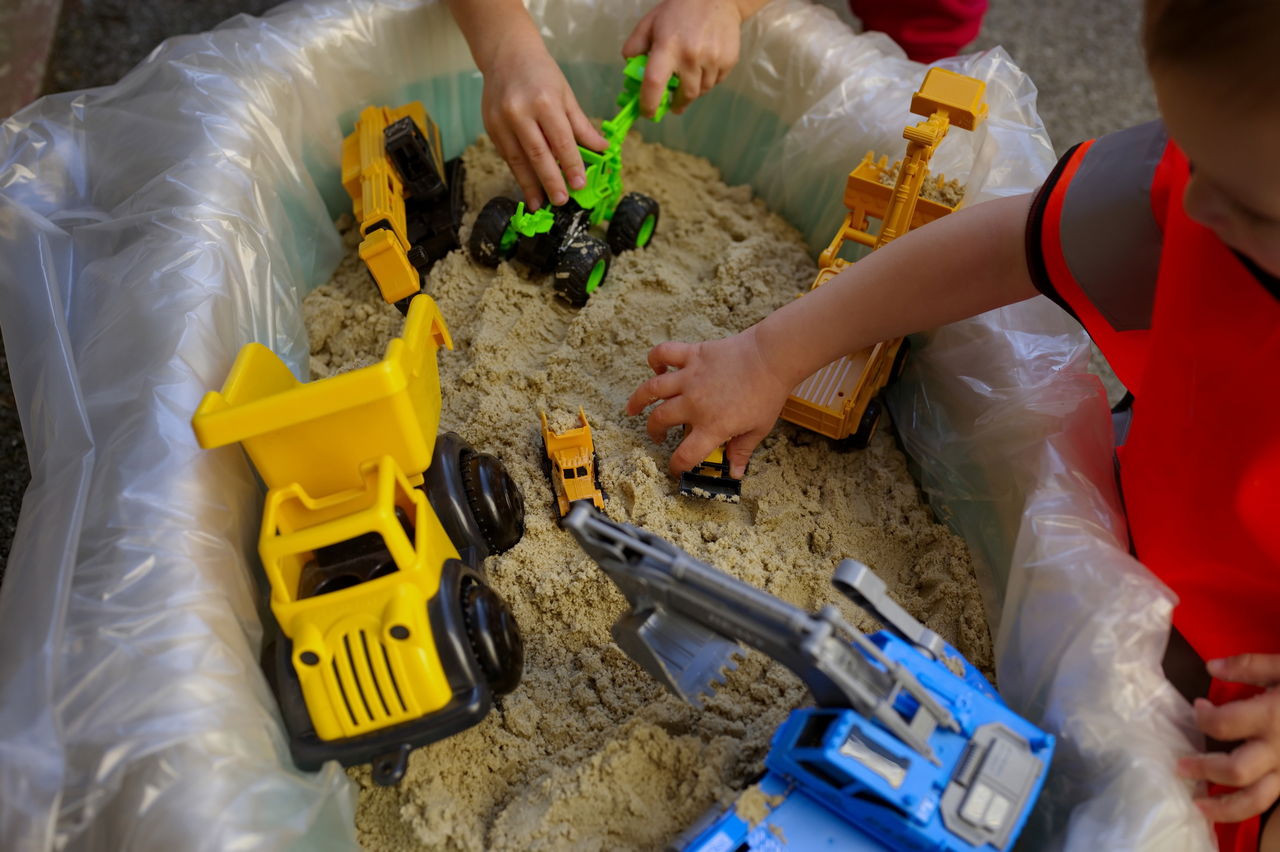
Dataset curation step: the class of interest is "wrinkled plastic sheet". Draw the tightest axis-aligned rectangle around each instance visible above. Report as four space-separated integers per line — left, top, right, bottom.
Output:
0 0 1212 849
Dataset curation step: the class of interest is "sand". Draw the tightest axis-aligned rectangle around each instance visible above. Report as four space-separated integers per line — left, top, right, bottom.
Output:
304 133 991 851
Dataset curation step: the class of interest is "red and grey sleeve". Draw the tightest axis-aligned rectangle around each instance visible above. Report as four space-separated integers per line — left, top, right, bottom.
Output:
1024 121 1172 388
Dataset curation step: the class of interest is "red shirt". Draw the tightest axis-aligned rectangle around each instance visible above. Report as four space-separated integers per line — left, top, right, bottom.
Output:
1028 122 1280 851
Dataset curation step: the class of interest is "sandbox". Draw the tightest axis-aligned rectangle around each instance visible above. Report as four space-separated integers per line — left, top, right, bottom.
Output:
0 1 1209 849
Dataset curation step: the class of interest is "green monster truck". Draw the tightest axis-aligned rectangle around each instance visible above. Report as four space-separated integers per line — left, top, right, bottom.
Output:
468 56 679 306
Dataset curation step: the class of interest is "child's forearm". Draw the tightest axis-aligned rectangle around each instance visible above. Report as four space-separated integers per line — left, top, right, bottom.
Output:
445 0 543 74
755 193 1039 389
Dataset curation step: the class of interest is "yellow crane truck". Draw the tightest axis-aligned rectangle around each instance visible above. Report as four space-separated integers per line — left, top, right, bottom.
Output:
342 102 464 313
781 68 987 446
192 295 525 785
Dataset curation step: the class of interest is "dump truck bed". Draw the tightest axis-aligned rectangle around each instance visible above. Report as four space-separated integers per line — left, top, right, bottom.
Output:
192 294 453 497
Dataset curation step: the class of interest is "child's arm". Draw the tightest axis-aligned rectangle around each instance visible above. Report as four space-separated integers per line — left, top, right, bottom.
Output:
626 193 1040 477
1178 654 1280 823
445 0 608 210
623 0 773 116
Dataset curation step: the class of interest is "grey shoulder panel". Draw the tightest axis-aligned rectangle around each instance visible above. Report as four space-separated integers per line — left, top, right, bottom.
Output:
1059 121 1167 331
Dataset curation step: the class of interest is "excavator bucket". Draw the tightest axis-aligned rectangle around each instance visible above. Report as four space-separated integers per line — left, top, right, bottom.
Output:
610 607 740 708
909 67 988 131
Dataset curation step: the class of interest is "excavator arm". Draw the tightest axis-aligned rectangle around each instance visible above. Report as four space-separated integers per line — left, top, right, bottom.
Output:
562 504 959 763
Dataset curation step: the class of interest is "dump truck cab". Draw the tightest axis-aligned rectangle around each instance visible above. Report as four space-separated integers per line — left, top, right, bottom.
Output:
539 408 606 516
193 295 525 784
782 68 986 446
342 102 464 311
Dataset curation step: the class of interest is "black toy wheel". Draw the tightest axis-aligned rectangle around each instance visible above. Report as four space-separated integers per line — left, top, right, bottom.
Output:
461 450 526 554
888 337 911 383
461 577 523 696
592 451 608 502
553 236 611 307
607 192 660 255
842 398 883 451
515 200 587 273
446 157 467 239
469 196 519 267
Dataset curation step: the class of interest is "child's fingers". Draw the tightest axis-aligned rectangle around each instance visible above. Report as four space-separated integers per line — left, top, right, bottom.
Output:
621 10 655 59
1194 771 1280 824
669 427 722 477
1208 654 1280 688
645 395 689 445
673 66 704 113
490 125 545 211
568 104 608 153
625 369 684 416
1179 740 1278 789
1194 695 1273 744
511 117 569 206
641 48 677 117
647 340 692 374
725 429 766 479
538 112 586 194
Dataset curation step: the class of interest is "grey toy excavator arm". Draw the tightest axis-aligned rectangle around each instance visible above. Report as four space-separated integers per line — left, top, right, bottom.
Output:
562 504 958 763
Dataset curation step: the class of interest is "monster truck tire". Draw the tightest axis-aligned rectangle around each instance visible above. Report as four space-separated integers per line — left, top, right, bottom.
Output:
461 449 525 554
606 192 660 255
553 236 611 308
469 196 518 267
461 576 523 696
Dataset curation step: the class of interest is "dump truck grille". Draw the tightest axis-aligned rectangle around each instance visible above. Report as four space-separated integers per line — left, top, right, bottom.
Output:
331 629 409 731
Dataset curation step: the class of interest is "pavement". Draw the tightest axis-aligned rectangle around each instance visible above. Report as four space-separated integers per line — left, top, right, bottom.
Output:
0 0 1157 581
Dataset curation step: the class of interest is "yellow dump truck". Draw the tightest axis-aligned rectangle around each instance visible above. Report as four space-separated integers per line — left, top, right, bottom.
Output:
781 68 987 446
539 408 606 517
192 295 525 785
342 102 464 312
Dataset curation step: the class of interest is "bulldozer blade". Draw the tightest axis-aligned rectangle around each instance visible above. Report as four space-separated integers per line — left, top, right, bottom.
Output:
611 607 740 707
678 472 741 503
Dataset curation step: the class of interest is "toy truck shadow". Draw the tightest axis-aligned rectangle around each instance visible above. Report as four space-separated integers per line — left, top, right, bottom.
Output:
783 68 987 447
563 503 1054 851
468 55 677 307
193 295 525 785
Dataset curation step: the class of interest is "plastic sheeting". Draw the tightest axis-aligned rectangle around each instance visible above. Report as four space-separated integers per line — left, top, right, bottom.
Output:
0 0 1212 849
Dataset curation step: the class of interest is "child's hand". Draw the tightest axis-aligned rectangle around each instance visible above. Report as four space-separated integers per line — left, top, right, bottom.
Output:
625 327 792 478
1177 653 1280 823
480 32 607 210
622 0 755 116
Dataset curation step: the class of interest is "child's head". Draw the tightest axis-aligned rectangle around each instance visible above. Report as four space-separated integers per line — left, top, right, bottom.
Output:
1143 0 1280 277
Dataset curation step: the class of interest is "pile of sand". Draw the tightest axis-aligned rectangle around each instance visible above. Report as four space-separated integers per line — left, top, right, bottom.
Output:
304 133 990 851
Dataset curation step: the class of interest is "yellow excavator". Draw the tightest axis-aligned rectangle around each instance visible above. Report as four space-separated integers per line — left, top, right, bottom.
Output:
781 68 987 446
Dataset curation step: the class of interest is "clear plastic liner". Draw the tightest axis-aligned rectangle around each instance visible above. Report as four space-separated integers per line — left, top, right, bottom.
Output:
0 0 1211 848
